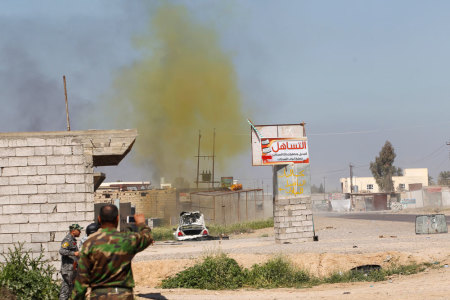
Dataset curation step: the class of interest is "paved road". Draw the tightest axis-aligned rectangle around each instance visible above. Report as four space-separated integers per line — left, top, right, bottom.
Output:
329 212 450 223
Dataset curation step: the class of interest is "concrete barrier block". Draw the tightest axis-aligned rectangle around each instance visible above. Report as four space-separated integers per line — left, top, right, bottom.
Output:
53 146 72 155
18 185 38 195
26 138 46 147
64 155 85 165
0 215 10 224
38 184 57 194
22 204 41 214
0 177 8 186
29 214 48 223
0 157 8 168
24 242 42 253
19 223 38 233
66 175 85 184
47 175 65 184
37 165 56 175
28 176 46 185
0 148 16 157
1 167 18 177
34 146 53 156
2 224 21 233
0 234 13 243
8 157 27 167
48 213 67 222
57 203 76 213
38 223 60 233
85 212 94 222
302 220 313 227
27 156 46 166
32 232 51 243
8 139 27 147
9 176 27 185
9 214 29 224
47 156 65 165
75 203 86 212
41 204 57 214
56 184 75 194
3 204 22 214
18 166 37 176
10 195 28 205
29 194 47 204
67 212 85 222
0 196 9 205
15 147 34 157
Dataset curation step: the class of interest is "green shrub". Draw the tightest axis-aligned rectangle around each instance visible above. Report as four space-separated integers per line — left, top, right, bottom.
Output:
324 263 425 284
161 253 429 290
208 218 274 236
161 253 245 289
246 256 311 288
152 227 175 241
0 243 59 300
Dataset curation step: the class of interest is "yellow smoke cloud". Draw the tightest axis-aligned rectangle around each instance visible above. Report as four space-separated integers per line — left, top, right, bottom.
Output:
109 4 247 182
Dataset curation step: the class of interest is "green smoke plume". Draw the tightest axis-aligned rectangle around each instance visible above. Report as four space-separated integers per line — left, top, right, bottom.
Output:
108 4 247 182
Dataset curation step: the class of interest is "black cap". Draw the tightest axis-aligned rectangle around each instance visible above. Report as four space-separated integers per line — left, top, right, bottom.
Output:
86 223 99 236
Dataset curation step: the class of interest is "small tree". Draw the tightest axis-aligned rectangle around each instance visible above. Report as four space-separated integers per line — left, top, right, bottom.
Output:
370 141 399 192
438 171 450 186
393 167 403 176
319 183 324 193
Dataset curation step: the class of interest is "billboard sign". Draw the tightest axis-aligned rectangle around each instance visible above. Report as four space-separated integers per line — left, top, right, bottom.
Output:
250 123 306 166
261 138 309 165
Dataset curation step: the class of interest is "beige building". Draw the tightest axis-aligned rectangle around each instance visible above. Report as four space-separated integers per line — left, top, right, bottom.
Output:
340 168 428 193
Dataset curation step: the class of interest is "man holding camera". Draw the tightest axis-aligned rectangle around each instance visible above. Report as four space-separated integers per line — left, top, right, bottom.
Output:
72 204 153 300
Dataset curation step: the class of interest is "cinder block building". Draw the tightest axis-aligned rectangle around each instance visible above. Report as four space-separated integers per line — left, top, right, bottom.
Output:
0 129 136 268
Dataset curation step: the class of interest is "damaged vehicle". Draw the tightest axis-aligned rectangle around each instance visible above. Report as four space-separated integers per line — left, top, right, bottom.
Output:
174 211 209 241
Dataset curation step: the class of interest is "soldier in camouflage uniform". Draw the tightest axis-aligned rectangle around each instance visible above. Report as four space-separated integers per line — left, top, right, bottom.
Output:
72 204 153 300
59 223 83 300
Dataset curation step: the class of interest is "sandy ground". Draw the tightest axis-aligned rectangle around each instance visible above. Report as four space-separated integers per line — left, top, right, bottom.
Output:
131 212 450 299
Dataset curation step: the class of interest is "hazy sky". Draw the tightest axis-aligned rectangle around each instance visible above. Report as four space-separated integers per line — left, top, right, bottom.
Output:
1 1 449 191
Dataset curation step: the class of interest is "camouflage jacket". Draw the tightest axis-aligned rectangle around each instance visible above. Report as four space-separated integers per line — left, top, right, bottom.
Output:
72 224 153 299
59 233 79 273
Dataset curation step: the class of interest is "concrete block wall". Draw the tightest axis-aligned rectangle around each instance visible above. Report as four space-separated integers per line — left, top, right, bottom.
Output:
0 136 95 264
273 163 314 243
273 196 314 243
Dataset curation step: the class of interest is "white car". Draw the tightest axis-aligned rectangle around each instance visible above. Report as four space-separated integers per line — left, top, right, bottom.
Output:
174 211 209 241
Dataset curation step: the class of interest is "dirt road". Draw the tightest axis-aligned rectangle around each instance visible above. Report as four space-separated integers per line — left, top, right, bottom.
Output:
132 212 450 299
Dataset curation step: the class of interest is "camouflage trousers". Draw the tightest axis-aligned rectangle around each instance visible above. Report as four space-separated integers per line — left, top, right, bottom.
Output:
59 272 75 300
90 287 134 300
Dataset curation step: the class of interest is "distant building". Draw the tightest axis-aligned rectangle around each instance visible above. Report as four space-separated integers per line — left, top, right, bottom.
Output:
340 168 428 193
97 181 151 191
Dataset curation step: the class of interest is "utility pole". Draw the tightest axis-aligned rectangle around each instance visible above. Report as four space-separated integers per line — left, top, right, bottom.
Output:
323 176 326 200
212 128 216 188
196 130 201 189
447 142 450 160
194 130 216 189
63 75 71 131
349 163 354 193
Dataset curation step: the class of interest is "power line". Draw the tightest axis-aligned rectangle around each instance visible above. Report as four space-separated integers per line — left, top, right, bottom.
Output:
225 120 450 137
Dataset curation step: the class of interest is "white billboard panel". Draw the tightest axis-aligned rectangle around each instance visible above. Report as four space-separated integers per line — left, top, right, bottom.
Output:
251 123 305 166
